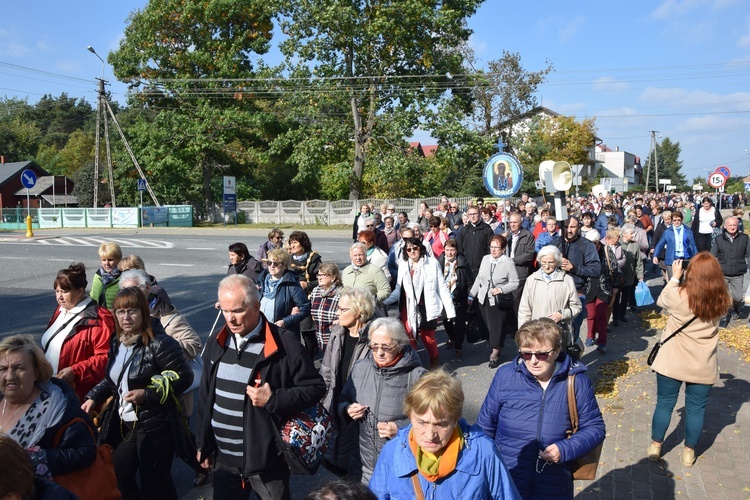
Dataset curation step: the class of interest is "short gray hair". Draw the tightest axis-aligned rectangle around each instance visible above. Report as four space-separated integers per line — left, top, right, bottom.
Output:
536 245 562 267
621 223 636 236
350 242 367 254
218 274 260 307
368 317 411 351
120 269 150 288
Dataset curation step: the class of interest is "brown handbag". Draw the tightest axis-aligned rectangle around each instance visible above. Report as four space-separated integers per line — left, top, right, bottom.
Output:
52 417 121 499
566 374 604 481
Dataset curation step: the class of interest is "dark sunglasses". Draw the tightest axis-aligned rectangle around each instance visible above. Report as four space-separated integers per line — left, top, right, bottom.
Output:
518 349 555 361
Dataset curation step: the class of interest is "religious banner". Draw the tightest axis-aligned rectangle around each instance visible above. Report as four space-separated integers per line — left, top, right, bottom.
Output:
482 152 524 199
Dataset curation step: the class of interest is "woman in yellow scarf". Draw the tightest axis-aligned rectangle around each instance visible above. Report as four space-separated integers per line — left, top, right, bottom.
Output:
369 370 521 499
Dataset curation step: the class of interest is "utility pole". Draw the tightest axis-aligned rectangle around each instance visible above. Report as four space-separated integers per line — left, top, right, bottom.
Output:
87 46 160 208
644 130 660 193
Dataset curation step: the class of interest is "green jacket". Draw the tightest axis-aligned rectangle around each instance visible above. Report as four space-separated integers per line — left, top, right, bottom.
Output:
90 272 120 309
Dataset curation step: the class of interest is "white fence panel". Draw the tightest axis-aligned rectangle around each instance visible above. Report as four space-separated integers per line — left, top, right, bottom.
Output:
39 208 63 229
62 208 87 228
86 209 112 228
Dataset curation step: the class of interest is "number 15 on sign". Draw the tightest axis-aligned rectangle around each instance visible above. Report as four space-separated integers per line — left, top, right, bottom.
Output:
708 173 726 189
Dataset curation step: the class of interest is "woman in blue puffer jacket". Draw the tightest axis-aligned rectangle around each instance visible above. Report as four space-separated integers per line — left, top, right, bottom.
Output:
477 318 605 499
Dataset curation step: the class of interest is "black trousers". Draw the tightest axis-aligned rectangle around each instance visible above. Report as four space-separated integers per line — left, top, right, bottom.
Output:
113 420 177 500
443 299 467 350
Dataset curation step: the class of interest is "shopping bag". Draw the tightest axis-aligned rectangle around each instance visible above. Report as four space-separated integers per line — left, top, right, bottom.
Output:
635 281 654 307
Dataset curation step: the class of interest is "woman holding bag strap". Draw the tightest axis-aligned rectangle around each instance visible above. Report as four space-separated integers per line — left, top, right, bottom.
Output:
648 253 730 467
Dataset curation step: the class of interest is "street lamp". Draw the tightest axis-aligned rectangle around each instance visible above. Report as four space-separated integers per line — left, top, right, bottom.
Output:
87 46 105 80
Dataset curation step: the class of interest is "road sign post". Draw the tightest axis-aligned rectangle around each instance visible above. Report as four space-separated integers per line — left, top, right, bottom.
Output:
20 169 37 237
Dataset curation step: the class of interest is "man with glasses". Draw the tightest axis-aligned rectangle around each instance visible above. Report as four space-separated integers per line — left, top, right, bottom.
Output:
196 275 325 500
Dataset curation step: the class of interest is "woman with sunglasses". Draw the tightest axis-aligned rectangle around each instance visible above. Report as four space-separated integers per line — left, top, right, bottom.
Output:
477 318 605 500
319 287 376 476
338 317 427 484
385 237 456 369
256 248 311 337
258 228 284 268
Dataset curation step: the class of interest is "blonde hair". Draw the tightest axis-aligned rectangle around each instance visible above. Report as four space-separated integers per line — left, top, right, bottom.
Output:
267 248 291 269
0 335 53 383
98 242 122 260
403 369 463 422
118 254 146 271
338 287 376 322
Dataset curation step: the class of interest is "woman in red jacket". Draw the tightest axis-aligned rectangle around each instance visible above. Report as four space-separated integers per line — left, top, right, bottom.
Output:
42 263 115 402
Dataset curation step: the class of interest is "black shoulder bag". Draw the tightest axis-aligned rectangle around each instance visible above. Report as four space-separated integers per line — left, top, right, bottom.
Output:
647 315 697 366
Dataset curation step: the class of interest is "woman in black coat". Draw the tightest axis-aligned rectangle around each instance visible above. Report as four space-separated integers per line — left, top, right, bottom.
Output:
82 287 192 500
437 239 473 358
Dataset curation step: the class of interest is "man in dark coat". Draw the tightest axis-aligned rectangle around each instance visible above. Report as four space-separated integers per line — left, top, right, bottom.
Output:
196 274 325 500
504 212 536 333
556 216 602 344
456 207 494 280
711 217 750 327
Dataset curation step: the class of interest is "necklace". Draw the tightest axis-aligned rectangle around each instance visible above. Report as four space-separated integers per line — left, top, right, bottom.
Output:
0 397 31 433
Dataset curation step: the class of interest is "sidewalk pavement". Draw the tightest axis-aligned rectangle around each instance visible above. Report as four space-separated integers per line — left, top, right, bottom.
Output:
574 286 750 499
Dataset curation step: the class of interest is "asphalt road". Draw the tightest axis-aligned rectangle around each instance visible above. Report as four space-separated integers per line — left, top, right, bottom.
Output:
0 227 512 498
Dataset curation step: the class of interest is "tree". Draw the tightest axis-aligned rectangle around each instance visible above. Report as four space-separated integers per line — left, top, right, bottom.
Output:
513 114 597 196
279 0 483 199
470 51 553 136
644 136 686 192
108 0 280 209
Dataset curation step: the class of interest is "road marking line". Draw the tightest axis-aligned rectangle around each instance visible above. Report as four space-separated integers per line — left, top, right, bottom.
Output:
187 247 216 250
158 263 194 267
0 256 25 259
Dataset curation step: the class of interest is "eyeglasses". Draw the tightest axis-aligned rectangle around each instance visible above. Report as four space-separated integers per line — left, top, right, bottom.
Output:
490 245 502 249
405 246 420 252
467 212 479 216
316 273 331 278
115 309 140 318
366 225 374 228
518 349 555 361
369 343 397 353
268 261 282 267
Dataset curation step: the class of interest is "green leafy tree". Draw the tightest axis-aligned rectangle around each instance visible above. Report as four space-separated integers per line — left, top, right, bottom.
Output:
279 0 483 199
513 114 597 196
28 94 94 148
108 0 280 209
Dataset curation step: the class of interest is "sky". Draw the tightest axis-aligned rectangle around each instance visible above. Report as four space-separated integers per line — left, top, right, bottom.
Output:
2 0 750 185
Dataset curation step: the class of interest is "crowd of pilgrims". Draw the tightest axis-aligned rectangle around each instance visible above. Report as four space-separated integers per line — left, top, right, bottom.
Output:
1 189 739 499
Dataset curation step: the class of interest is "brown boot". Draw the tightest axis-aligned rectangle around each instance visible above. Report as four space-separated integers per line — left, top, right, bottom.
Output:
430 357 440 369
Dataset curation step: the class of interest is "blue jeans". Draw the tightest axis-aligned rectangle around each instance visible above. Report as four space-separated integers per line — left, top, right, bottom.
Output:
651 373 712 449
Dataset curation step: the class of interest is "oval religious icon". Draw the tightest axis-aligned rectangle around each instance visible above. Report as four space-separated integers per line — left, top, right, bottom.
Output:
482 152 524 199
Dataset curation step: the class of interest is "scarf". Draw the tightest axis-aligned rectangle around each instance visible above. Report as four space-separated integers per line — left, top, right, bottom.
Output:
264 273 282 299
317 284 339 298
408 425 463 482
443 258 457 294
99 267 121 288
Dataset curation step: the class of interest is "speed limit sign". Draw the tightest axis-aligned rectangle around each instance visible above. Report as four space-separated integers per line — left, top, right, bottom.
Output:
708 172 726 189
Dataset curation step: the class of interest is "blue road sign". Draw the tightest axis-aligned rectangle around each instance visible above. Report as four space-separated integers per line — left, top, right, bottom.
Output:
137 179 147 191
744 182 750 191
223 194 237 213
20 169 37 189
715 166 731 178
